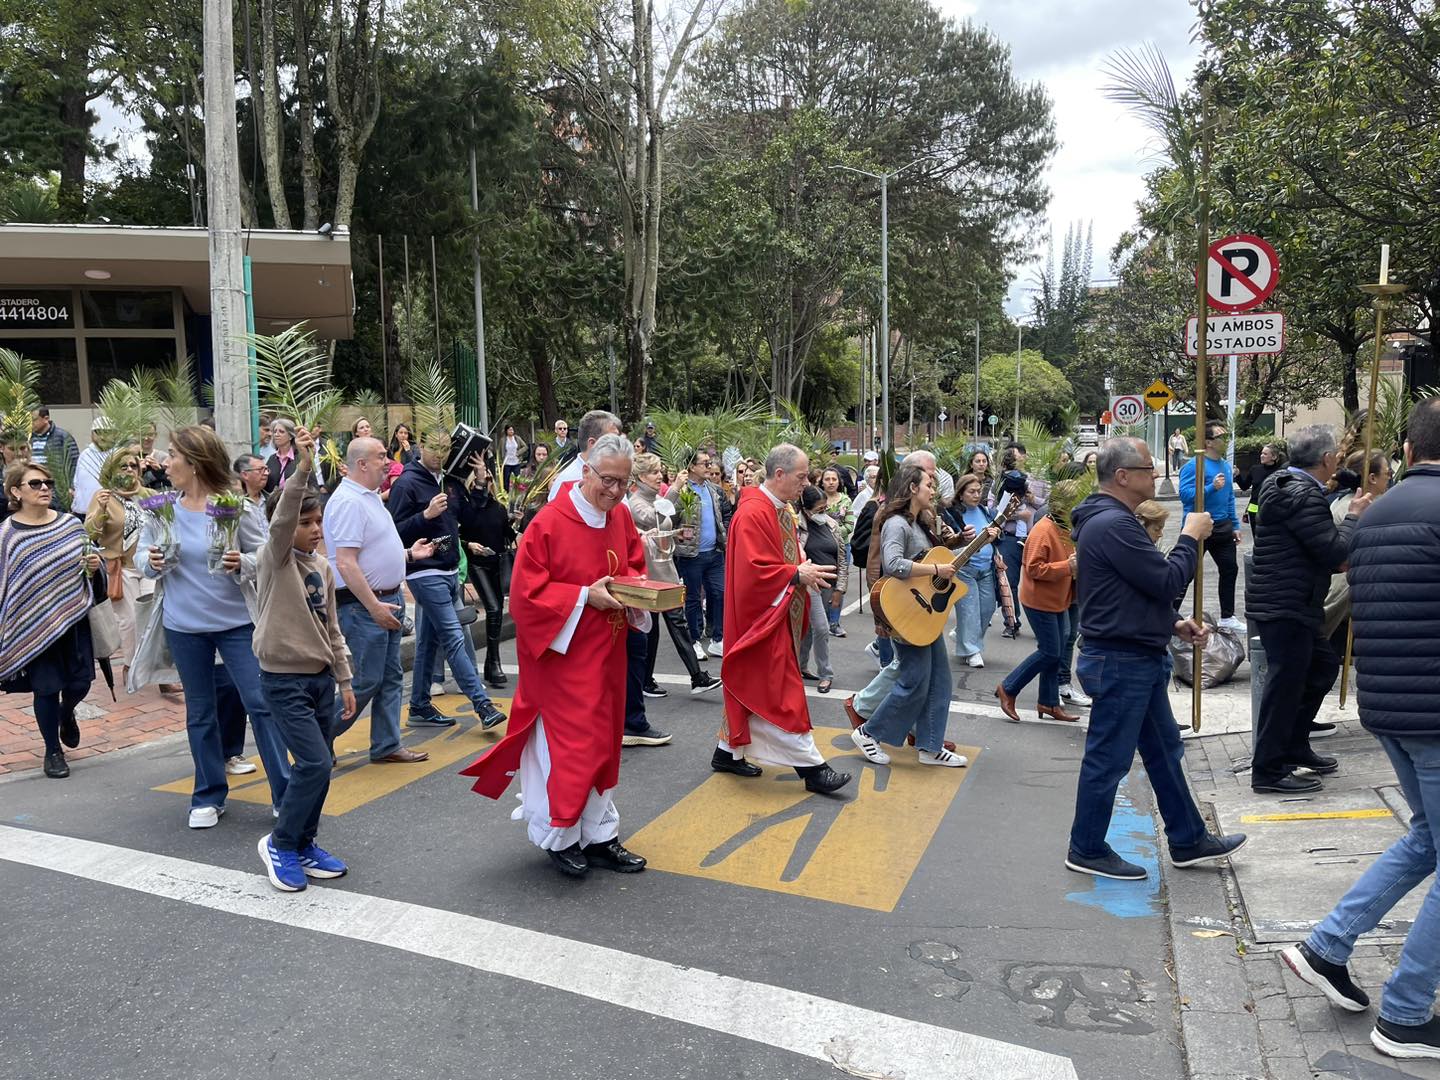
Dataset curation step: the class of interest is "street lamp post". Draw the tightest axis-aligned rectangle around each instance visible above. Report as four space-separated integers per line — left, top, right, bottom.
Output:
1014 323 1023 438
832 159 929 457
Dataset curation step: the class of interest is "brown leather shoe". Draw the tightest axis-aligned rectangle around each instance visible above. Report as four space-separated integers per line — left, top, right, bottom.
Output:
843 695 865 729
159 683 184 696
1038 703 1082 723
905 732 958 752
373 747 430 763
994 683 1021 723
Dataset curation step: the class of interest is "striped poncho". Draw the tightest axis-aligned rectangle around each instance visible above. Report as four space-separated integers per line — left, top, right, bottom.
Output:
0 513 92 682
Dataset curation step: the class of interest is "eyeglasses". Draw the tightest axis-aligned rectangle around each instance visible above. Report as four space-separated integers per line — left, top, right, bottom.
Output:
24 478 55 490
594 474 628 490
1119 464 1157 473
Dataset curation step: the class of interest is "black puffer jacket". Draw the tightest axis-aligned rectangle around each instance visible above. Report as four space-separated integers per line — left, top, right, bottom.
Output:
1348 464 1440 736
1246 468 1359 627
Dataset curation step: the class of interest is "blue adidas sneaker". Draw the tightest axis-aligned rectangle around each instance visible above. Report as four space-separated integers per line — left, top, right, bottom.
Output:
297 842 348 879
258 833 307 892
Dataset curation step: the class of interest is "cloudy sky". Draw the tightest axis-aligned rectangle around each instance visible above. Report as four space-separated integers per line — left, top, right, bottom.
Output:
938 0 1199 313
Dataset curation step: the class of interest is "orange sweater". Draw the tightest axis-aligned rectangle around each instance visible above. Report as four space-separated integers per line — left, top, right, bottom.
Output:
1019 516 1075 612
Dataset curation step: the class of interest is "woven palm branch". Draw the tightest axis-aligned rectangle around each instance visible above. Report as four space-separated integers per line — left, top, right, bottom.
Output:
248 325 346 430
405 360 456 450
0 347 39 448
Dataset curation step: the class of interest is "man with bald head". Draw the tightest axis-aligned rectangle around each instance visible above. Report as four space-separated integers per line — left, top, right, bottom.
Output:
713 443 851 792
1064 437 1246 880
326 437 436 763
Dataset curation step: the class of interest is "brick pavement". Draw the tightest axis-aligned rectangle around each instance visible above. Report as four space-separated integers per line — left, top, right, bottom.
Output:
0 679 186 776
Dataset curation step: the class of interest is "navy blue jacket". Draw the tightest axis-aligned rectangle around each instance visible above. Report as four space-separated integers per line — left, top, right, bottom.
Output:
386 459 488 575
1348 463 1440 737
1072 492 1199 655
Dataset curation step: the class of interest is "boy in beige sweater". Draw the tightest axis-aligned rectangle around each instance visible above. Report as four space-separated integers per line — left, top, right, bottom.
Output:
253 427 357 892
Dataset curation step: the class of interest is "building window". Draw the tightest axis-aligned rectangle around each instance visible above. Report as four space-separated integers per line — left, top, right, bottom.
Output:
0 337 82 405
85 337 180 390
81 290 175 330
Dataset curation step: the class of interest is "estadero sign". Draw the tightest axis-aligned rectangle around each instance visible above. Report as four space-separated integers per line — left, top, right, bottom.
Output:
1185 311 1285 357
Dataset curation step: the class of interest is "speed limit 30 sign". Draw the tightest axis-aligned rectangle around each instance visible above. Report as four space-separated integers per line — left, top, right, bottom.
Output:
1109 395 1145 426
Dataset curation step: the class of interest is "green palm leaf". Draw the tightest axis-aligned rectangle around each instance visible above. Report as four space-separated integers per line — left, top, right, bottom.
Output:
247 325 346 430
0 347 40 448
405 360 456 448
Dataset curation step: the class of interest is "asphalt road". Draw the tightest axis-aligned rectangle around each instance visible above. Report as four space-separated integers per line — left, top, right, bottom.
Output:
0 591 1190 1080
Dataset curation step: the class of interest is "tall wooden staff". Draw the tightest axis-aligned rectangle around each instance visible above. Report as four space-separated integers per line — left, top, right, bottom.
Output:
1190 83 1214 733
1338 246 1407 705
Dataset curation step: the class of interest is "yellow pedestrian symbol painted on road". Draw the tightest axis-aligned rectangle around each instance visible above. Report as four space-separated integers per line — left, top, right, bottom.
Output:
627 726 980 912
152 696 508 815
1144 380 1175 411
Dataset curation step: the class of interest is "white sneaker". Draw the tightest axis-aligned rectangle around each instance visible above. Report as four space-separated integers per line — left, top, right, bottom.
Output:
849 726 890 765
918 748 969 768
707 640 724 657
694 642 708 663
224 755 257 775
187 805 225 829
1217 616 1246 634
429 682 446 696
1059 684 1092 708
966 654 985 669
864 640 882 669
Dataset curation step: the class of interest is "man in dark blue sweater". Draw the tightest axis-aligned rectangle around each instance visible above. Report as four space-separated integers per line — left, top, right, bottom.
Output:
1065 437 1247 880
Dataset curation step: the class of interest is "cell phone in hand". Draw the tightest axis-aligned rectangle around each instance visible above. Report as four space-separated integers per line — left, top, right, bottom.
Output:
430 535 453 552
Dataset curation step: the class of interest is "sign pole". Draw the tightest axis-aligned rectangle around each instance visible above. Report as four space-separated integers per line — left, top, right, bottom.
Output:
1190 82 1213 734
1339 248 1407 705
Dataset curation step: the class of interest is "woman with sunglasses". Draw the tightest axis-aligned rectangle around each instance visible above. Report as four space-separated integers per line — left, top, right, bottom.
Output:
0 462 105 778
84 446 154 685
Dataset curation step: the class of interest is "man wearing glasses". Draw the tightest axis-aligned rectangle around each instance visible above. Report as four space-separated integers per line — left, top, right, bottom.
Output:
1178 421 1244 633
462 433 653 878
1064 438 1246 880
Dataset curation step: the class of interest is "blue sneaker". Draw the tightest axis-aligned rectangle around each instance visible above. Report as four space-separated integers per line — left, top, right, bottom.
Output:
258 833 306 892
297 842 348 879
407 702 456 727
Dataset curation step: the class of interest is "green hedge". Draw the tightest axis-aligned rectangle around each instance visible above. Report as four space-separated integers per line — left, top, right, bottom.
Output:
1169 427 1286 456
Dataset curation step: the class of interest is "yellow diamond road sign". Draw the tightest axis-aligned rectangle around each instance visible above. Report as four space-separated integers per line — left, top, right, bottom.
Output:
1144 379 1174 411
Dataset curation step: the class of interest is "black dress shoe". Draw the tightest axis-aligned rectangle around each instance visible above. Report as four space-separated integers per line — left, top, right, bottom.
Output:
711 747 762 777
1288 753 1339 775
582 839 647 873
799 763 852 794
43 751 70 778
1253 773 1323 794
59 704 80 749
547 843 590 877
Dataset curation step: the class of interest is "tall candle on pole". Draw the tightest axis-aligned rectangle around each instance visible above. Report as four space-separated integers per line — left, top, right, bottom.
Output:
1339 245 1406 705
1189 82 1214 733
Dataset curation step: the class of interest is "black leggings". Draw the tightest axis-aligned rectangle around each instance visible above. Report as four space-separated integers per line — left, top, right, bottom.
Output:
468 557 505 657
33 686 88 755
1173 532 1239 620
646 608 704 685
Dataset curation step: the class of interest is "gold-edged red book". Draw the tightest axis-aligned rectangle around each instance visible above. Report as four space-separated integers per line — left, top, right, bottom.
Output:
608 576 686 611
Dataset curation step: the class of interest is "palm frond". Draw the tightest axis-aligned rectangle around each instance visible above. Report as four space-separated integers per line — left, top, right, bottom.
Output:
1101 43 1195 188
155 355 201 430
248 325 346 430
0 347 40 446
770 398 831 466
94 376 161 452
405 360 455 447
349 388 383 411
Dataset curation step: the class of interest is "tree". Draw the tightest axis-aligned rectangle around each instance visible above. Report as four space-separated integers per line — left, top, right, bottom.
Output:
977 350 1073 430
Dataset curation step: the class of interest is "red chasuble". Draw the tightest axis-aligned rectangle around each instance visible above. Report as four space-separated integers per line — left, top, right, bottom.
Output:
720 486 812 745
460 487 646 827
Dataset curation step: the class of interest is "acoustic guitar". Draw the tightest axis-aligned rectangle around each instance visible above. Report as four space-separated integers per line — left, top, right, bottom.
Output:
869 500 1022 647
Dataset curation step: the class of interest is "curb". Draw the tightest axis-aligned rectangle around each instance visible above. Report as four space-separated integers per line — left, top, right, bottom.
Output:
1159 798 1267 1080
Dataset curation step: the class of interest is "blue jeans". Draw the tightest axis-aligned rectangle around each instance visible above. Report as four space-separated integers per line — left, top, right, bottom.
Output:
1307 734 1440 1026
1003 606 1069 707
1058 602 1080 685
872 635 895 666
954 563 997 657
408 574 492 711
676 548 724 643
165 624 291 811
261 669 335 851
1068 648 1207 860
996 534 1024 627
862 638 951 753
334 593 404 760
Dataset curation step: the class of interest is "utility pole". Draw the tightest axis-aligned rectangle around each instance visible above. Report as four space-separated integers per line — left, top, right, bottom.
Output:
974 319 981 439
831 158 928 458
1013 323 1023 437
202 0 250 454
468 148 490 432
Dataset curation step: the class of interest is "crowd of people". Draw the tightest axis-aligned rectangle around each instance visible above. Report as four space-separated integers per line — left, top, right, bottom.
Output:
3 397 1438 1061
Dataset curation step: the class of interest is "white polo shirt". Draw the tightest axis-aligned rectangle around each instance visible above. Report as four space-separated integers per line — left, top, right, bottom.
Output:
323 477 407 594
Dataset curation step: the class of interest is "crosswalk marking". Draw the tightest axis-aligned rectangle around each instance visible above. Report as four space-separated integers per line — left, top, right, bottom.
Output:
0 825 1077 1080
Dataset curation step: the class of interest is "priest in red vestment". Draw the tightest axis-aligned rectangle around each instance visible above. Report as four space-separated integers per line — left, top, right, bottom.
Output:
460 434 652 878
713 443 852 794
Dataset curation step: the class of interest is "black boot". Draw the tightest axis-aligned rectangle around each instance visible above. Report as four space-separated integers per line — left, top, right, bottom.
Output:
484 648 507 689
43 751 69 779
795 762 852 794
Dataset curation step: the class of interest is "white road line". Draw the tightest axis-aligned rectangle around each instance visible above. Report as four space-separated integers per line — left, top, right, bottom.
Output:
0 825 1076 1080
